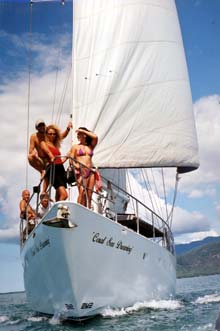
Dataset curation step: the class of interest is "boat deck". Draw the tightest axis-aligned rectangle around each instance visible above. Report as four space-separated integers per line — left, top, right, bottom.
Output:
116 213 163 238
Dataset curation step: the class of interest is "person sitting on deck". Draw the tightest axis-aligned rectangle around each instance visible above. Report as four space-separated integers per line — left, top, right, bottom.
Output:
28 119 72 178
19 189 36 234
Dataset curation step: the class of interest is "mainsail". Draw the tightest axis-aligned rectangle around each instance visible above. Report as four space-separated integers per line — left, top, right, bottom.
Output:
72 0 199 172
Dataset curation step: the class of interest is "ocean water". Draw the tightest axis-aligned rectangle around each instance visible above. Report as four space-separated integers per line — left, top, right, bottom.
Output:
1 275 220 331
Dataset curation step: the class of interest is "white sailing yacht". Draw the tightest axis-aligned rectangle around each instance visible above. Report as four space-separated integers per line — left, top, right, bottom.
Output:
20 0 199 320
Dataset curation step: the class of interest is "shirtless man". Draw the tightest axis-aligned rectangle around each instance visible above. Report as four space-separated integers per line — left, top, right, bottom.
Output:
28 119 72 176
19 189 36 235
19 189 36 221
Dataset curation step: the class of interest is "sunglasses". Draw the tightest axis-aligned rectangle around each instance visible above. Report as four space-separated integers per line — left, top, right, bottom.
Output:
47 133 56 136
37 123 45 128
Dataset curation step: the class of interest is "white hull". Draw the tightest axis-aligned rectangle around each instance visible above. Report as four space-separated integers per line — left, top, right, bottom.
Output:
21 202 176 319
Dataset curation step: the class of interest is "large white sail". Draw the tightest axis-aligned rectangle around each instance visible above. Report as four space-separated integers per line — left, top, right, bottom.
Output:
72 0 199 172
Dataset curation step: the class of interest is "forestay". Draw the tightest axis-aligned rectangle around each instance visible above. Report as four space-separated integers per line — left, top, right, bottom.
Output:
72 0 199 172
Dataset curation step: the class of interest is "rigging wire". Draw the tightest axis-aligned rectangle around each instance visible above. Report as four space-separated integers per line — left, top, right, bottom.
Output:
126 170 135 213
141 169 154 212
141 168 163 229
161 168 169 220
72 0 77 132
52 0 72 125
51 49 60 122
25 0 70 189
142 169 163 223
82 7 96 126
25 0 33 188
166 171 180 228
150 168 165 220
55 64 72 125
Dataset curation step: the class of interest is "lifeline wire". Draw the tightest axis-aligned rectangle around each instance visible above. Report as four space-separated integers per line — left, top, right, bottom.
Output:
26 0 33 188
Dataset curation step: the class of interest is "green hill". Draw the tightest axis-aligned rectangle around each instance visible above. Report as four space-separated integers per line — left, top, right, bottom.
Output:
177 242 220 278
175 236 220 255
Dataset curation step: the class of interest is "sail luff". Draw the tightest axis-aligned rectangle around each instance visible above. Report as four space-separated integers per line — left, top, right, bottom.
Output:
72 0 199 172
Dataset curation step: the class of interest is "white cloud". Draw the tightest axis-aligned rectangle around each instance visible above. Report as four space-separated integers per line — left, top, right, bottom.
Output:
172 207 209 235
177 95 220 204
188 187 216 199
195 95 220 172
175 230 220 244
0 224 20 244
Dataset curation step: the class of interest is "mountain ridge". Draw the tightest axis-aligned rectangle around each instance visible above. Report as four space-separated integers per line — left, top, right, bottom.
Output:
175 236 220 255
176 237 220 278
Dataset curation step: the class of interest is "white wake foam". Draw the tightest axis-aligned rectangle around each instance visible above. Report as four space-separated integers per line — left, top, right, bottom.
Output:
195 293 220 304
101 299 182 317
196 323 213 330
27 316 48 322
0 316 9 323
49 313 63 325
6 319 21 325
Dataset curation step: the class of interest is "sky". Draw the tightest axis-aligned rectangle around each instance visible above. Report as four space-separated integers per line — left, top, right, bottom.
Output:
0 0 219 292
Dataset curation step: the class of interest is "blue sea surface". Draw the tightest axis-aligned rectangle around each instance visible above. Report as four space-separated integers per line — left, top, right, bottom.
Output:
0 275 220 331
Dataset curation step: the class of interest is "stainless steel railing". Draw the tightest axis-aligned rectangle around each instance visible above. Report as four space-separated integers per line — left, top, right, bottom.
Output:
20 157 175 254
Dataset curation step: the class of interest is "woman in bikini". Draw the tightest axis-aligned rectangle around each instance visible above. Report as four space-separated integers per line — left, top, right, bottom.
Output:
68 127 98 208
40 124 68 202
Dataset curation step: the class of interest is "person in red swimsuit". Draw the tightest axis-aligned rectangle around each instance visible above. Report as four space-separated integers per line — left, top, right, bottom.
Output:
68 127 98 208
40 124 68 201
